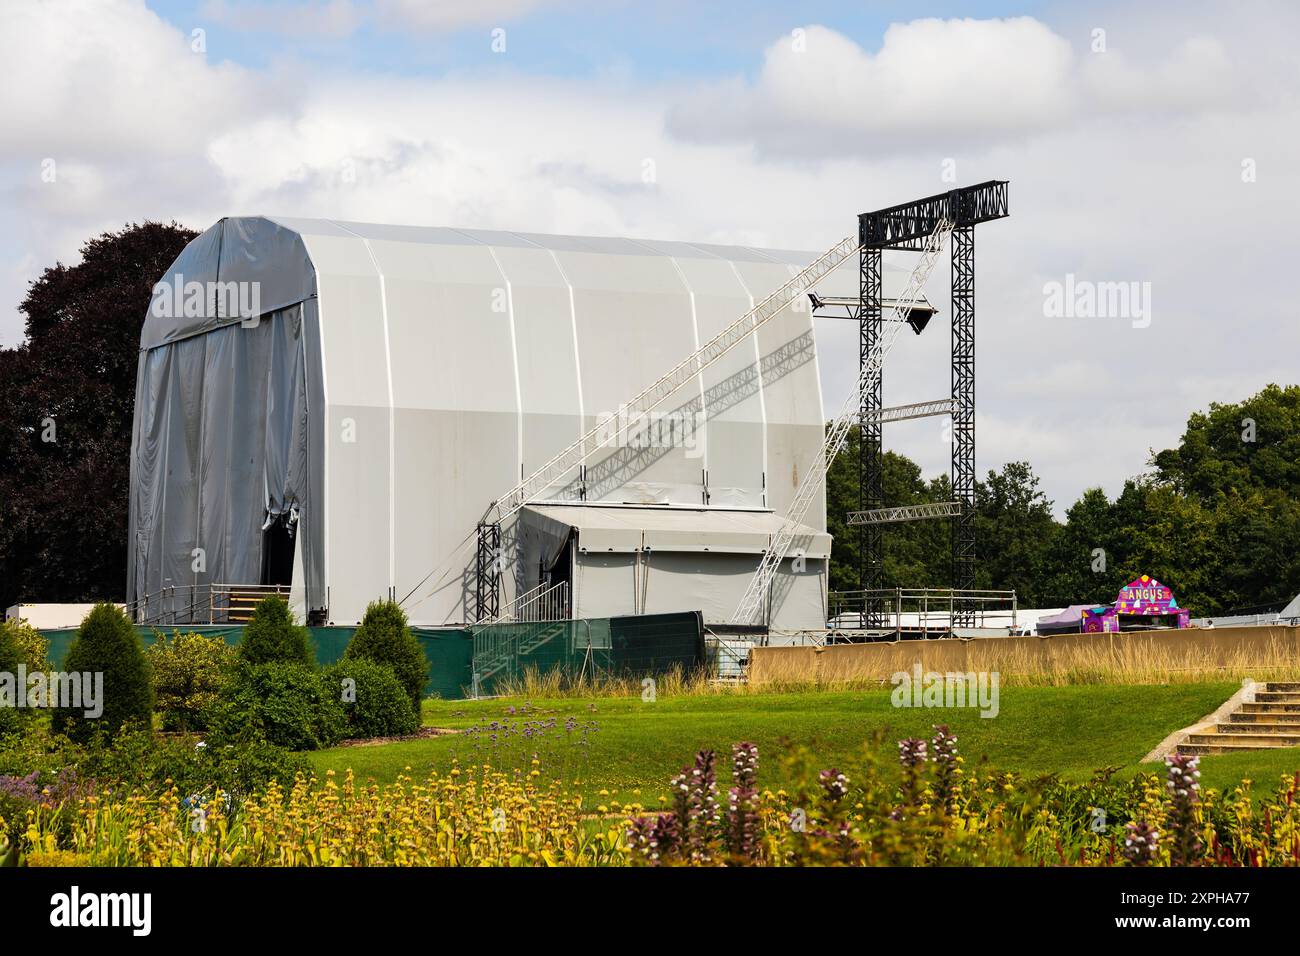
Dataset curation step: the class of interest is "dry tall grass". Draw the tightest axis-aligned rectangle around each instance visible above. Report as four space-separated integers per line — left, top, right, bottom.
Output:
486 630 1300 699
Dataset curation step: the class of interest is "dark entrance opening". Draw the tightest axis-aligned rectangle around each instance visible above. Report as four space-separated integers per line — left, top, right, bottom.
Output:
261 512 297 587
539 529 575 617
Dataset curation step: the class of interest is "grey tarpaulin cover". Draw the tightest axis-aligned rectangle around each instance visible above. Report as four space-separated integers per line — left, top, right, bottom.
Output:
128 219 323 616
129 216 928 628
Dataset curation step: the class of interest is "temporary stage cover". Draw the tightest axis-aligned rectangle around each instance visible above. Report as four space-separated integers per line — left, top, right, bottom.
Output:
128 216 927 629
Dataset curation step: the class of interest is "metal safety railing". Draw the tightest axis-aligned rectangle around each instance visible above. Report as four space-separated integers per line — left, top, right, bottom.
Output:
828 587 1017 637
123 583 292 626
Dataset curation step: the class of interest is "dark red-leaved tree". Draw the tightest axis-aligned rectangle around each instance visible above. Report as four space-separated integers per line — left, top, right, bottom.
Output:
0 222 197 608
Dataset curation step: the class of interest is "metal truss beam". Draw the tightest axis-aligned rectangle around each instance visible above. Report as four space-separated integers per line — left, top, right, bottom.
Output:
860 398 954 425
859 245 883 614
809 293 936 324
860 180 1008 251
847 501 963 526
474 521 501 623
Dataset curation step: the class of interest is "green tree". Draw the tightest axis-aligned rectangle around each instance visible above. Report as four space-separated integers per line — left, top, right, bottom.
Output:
147 630 233 732
1152 383 1300 500
344 600 428 718
325 658 420 739
52 603 154 742
0 617 50 673
1041 488 1126 606
973 461 1059 605
0 222 197 609
238 596 314 666
826 427 951 592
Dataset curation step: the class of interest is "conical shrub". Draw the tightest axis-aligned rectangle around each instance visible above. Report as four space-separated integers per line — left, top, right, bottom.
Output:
53 603 153 742
238 596 314 666
344 600 427 719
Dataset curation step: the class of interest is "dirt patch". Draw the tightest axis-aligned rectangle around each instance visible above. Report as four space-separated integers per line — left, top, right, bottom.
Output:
336 726 463 748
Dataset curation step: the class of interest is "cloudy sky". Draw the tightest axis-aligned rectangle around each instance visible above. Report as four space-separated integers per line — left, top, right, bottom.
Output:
3 0 1297 516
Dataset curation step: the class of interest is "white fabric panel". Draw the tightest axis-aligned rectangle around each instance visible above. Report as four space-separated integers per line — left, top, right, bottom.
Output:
770 557 829 631
575 553 637 619
484 243 583 490
731 258 826 530
641 551 753 623
549 244 705 506
578 551 827 628
300 234 392 622
639 245 766 509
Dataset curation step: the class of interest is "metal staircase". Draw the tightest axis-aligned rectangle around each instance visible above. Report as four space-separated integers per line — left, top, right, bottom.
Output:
470 580 572 687
732 217 955 625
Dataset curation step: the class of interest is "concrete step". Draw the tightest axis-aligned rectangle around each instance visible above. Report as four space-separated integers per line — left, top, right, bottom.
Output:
1254 691 1300 703
1227 711 1300 725
1239 701 1300 714
1216 722 1300 736
1178 741 1287 756
1263 682 1300 691
1184 730 1300 749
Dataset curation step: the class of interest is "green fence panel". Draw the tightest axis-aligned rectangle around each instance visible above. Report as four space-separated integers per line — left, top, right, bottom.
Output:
470 612 702 696
41 623 475 700
610 610 705 674
413 627 473 700
41 612 700 701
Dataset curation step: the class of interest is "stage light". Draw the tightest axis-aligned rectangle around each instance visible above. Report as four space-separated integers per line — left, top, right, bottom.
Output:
906 308 932 335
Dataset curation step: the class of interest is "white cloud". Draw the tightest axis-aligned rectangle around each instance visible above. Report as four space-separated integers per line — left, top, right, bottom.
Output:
2 0 1297 515
666 17 1247 157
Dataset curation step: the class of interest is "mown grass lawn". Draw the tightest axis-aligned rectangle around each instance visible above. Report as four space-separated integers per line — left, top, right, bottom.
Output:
305 681 1300 801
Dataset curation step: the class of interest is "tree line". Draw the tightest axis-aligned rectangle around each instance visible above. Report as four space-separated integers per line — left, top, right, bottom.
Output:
827 383 1300 615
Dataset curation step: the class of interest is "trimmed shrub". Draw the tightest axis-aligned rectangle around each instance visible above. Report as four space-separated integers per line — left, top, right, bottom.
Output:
0 618 49 672
147 631 233 732
206 661 345 751
52 603 153 744
237 596 314 666
345 600 428 718
0 625 27 737
324 658 420 740
81 726 312 799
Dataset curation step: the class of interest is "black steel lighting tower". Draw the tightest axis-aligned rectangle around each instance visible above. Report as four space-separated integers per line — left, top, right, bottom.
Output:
857 181 1009 625
858 244 884 620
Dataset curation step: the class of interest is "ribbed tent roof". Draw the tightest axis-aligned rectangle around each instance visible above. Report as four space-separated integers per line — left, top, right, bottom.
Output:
142 215 932 350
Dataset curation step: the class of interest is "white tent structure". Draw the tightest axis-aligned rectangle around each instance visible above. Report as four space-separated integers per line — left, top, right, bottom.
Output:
128 216 928 630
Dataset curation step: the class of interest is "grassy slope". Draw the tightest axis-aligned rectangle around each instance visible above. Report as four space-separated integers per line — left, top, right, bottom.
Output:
303 682 1297 800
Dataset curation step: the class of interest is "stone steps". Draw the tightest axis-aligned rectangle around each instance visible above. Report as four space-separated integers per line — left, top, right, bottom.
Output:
1176 683 1300 756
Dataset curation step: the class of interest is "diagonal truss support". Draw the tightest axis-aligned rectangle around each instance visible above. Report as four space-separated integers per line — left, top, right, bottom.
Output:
847 501 962 525
733 217 954 626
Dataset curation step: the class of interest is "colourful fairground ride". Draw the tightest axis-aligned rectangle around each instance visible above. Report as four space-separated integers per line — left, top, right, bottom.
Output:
1036 575 1192 635
1081 575 1191 633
